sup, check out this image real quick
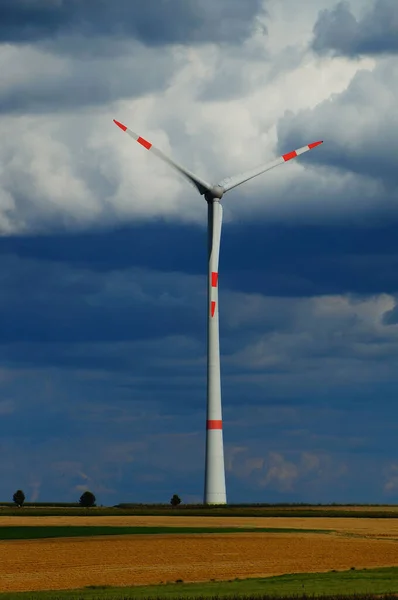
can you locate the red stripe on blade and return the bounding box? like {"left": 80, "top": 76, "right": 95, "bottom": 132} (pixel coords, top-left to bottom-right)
{"left": 137, "top": 136, "right": 152, "bottom": 150}
{"left": 282, "top": 150, "right": 298, "bottom": 162}
{"left": 113, "top": 120, "right": 127, "bottom": 132}
{"left": 211, "top": 272, "right": 218, "bottom": 287}
{"left": 211, "top": 301, "right": 216, "bottom": 317}
{"left": 308, "top": 141, "right": 323, "bottom": 149}
{"left": 207, "top": 420, "right": 222, "bottom": 430}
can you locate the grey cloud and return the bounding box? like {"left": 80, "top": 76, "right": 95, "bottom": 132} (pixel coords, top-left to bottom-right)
{"left": 4, "top": 249, "right": 398, "bottom": 405}
{"left": 312, "top": 0, "right": 398, "bottom": 56}
{"left": 0, "top": 0, "right": 265, "bottom": 47}
{"left": 382, "top": 302, "right": 398, "bottom": 325}
{"left": 196, "top": 45, "right": 305, "bottom": 103}
{"left": 221, "top": 290, "right": 398, "bottom": 400}
{"left": 229, "top": 448, "right": 345, "bottom": 495}
{"left": 0, "top": 46, "right": 174, "bottom": 113}
{"left": 277, "top": 59, "right": 398, "bottom": 187}
{"left": 2, "top": 254, "right": 398, "bottom": 502}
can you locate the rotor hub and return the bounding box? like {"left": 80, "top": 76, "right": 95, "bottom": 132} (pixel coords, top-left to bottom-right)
{"left": 211, "top": 185, "right": 224, "bottom": 199}
{"left": 205, "top": 185, "right": 224, "bottom": 202}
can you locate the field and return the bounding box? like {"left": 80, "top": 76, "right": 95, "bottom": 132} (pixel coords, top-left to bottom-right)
{"left": 3, "top": 569, "right": 398, "bottom": 600}
{"left": 1, "top": 513, "right": 398, "bottom": 594}
{"left": 2, "top": 504, "right": 398, "bottom": 518}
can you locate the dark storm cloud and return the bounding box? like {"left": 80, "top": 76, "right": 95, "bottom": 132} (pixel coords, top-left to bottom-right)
{"left": 0, "top": 51, "right": 174, "bottom": 114}
{"left": 0, "top": 0, "right": 266, "bottom": 113}
{"left": 0, "top": 253, "right": 205, "bottom": 345}
{"left": 0, "top": 0, "right": 264, "bottom": 47}
{"left": 312, "top": 0, "right": 398, "bottom": 56}
{"left": 2, "top": 219, "right": 398, "bottom": 377}
{"left": 2, "top": 225, "right": 398, "bottom": 503}
{"left": 3, "top": 221, "right": 398, "bottom": 297}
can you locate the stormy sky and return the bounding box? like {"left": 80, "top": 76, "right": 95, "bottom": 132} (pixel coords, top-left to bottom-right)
{"left": 1, "top": 0, "right": 398, "bottom": 504}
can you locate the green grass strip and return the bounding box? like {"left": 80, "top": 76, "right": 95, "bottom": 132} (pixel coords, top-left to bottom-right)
{"left": 1, "top": 567, "right": 398, "bottom": 599}
{"left": 0, "top": 525, "right": 330, "bottom": 540}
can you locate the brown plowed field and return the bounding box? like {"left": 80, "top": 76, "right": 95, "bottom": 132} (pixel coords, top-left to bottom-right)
{"left": 1, "top": 516, "right": 398, "bottom": 593}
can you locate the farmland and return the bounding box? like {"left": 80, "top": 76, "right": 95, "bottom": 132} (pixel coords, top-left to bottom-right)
{"left": 2, "top": 569, "right": 398, "bottom": 600}
{"left": 2, "top": 503, "right": 398, "bottom": 518}
{"left": 1, "top": 510, "right": 398, "bottom": 594}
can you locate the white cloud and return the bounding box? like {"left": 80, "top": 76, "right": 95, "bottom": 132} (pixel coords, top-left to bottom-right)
{"left": 277, "top": 57, "right": 398, "bottom": 197}
{"left": 0, "top": 0, "right": 383, "bottom": 234}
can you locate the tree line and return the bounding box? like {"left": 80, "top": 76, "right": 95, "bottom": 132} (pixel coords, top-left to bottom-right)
{"left": 11, "top": 490, "right": 182, "bottom": 508}
{"left": 12, "top": 489, "right": 97, "bottom": 507}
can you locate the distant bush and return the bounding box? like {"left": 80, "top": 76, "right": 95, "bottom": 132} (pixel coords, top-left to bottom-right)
{"left": 79, "top": 491, "right": 96, "bottom": 508}
{"left": 13, "top": 490, "right": 25, "bottom": 508}
{"left": 170, "top": 494, "right": 182, "bottom": 507}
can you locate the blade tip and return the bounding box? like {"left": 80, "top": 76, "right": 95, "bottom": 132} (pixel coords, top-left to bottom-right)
{"left": 308, "top": 140, "right": 323, "bottom": 149}
{"left": 113, "top": 119, "right": 127, "bottom": 132}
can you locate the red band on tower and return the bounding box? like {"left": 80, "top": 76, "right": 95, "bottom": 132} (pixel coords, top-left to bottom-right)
{"left": 137, "top": 136, "right": 152, "bottom": 150}
{"left": 211, "top": 301, "right": 216, "bottom": 317}
{"left": 282, "top": 150, "right": 298, "bottom": 162}
{"left": 211, "top": 272, "right": 218, "bottom": 287}
{"left": 207, "top": 420, "right": 222, "bottom": 430}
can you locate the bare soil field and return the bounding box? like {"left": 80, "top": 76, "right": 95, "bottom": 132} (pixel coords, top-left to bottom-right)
{"left": 1, "top": 516, "right": 398, "bottom": 593}
{"left": 1, "top": 531, "right": 398, "bottom": 593}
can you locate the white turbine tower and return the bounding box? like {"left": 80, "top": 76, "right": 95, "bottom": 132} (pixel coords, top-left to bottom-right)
{"left": 113, "top": 119, "right": 323, "bottom": 504}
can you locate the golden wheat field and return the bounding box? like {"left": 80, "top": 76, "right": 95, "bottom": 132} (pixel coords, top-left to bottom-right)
{"left": 1, "top": 516, "right": 398, "bottom": 593}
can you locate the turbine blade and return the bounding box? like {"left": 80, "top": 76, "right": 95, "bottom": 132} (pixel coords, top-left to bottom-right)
{"left": 218, "top": 140, "right": 323, "bottom": 193}
{"left": 209, "top": 201, "right": 223, "bottom": 290}
{"left": 113, "top": 119, "right": 213, "bottom": 196}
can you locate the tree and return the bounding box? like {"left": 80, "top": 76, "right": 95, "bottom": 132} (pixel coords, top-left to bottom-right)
{"left": 13, "top": 489, "right": 25, "bottom": 507}
{"left": 170, "top": 494, "right": 181, "bottom": 508}
{"left": 79, "top": 490, "right": 96, "bottom": 507}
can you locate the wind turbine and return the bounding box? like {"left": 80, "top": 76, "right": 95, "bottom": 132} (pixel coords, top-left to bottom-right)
{"left": 113, "top": 118, "right": 323, "bottom": 504}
